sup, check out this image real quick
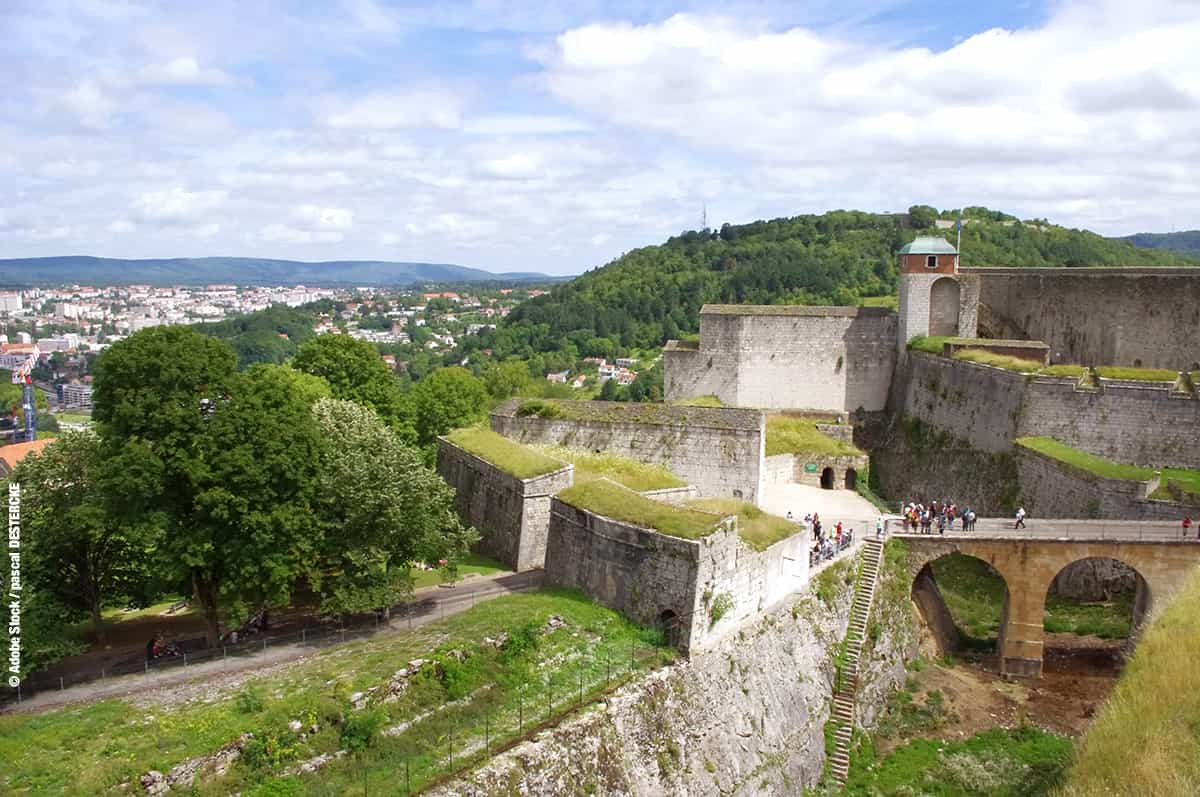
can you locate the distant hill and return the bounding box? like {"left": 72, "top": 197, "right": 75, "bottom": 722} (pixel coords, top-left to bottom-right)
{"left": 0, "top": 256, "right": 555, "bottom": 287}
{"left": 464, "top": 207, "right": 1196, "bottom": 365}
{"left": 1115, "top": 231, "right": 1200, "bottom": 258}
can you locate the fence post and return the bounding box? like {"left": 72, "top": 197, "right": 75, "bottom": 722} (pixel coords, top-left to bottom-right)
{"left": 449, "top": 724, "right": 454, "bottom": 771}
{"left": 60, "top": 676, "right": 65, "bottom": 690}
{"left": 183, "top": 652, "right": 187, "bottom": 667}
{"left": 223, "top": 645, "right": 227, "bottom": 660}
{"left": 519, "top": 690, "right": 523, "bottom": 734}
{"left": 406, "top": 760, "right": 410, "bottom": 795}
{"left": 302, "top": 628, "right": 306, "bottom": 645}
{"left": 16, "top": 683, "right": 20, "bottom": 704}
{"left": 578, "top": 665, "right": 584, "bottom": 705}
{"left": 606, "top": 656, "right": 611, "bottom": 684}
{"left": 630, "top": 638, "right": 635, "bottom": 670}
{"left": 485, "top": 709, "right": 490, "bottom": 755}
{"left": 263, "top": 637, "right": 268, "bottom": 652}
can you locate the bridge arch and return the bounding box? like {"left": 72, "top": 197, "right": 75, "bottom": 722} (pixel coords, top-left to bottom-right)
{"left": 910, "top": 551, "right": 1011, "bottom": 661}
{"left": 1044, "top": 556, "right": 1152, "bottom": 641}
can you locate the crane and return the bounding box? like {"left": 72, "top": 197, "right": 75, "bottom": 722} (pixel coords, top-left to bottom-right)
{"left": 11, "top": 354, "right": 38, "bottom": 442}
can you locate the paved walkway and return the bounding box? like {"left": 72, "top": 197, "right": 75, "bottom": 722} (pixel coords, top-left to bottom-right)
{"left": 4, "top": 570, "right": 543, "bottom": 714}
{"left": 897, "top": 518, "right": 1191, "bottom": 542}
{"left": 760, "top": 483, "right": 884, "bottom": 533}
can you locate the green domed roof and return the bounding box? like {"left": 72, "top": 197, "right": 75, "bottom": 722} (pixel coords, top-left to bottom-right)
{"left": 898, "top": 236, "right": 958, "bottom": 255}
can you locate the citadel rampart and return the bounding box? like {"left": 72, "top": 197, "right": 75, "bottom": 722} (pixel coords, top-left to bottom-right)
{"left": 544, "top": 495, "right": 808, "bottom": 652}
{"left": 966, "top": 267, "right": 1200, "bottom": 370}
{"left": 1014, "top": 444, "right": 1192, "bottom": 521}
{"left": 435, "top": 437, "right": 574, "bottom": 571}
{"left": 664, "top": 305, "right": 897, "bottom": 413}
{"left": 903, "top": 352, "right": 1200, "bottom": 468}
{"left": 490, "top": 399, "right": 766, "bottom": 504}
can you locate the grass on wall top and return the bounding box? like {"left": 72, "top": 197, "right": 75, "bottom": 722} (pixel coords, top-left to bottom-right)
{"left": 766, "top": 415, "right": 863, "bottom": 457}
{"left": 445, "top": 427, "right": 567, "bottom": 479}
{"left": 1016, "top": 436, "right": 1156, "bottom": 482}
{"left": 557, "top": 479, "right": 722, "bottom": 541}
{"left": 539, "top": 446, "right": 685, "bottom": 491}
{"left": 671, "top": 394, "right": 724, "bottom": 407}
{"left": 687, "top": 498, "right": 800, "bottom": 551}
{"left": 1095, "top": 366, "right": 1179, "bottom": 382}
{"left": 1057, "top": 567, "right": 1200, "bottom": 796}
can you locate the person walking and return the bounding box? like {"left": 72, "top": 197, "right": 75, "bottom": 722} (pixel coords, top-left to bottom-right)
{"left": 1014, "top": 506, "right": 1027, "bottom": 530}
{"left": 1182, "top": 515, "right": 1192, "bottom": 540}
{"left": 876, "top": 516, "right": 885, "bottom": 539}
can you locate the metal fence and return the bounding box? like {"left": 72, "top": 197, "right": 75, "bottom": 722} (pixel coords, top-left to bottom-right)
{"left": 895, "top": 519, "right": 1194, "bottom": 542}
{"left": 1, "top": 580, "right": 540, "bottom": 709}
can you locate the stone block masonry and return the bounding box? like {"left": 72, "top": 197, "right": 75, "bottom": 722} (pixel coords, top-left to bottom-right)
{"left": 544, "top": 496, "right": 808, "bottom": 653}
{"left": 903, "top": 352, "right": 1200, "bottom": 468}
{"left": 436, "top": 438, "right": 574, "bottom": 571}
{"left": 491, "top": 399, "right": 767, "bottom": 504}
{"left": 967, "top": 267, "right": 1200, "bottom": 370}
{"left": 664, "top": 305, "right": 898, "bottom": 413}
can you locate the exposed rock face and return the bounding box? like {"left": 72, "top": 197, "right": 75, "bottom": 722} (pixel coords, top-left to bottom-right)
{"left": 1050, "top": 558, "right": 1137, "bottom": 602}
{"left": 429, "top": 549, "right": 919, "bottom": 796}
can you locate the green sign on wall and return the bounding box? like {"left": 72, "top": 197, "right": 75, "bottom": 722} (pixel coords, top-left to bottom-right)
{"left": 804, "top": 463, "right": 818, "bottom": 473}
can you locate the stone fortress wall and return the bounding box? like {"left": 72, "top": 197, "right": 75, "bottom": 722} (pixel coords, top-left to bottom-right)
{"left": 544, "top": 493, "right": 809, "bottom": 653}
{"left": 435, "top": 437, "right": 574, "bottom": 571}
{"left": 966, "top": 267, "right": 1200, "bottom": 370}
{"left": 490, "top": 399, "right": 767, "bottom": 504}
{"left": 903, "top": 351, "right": 1200, "bottom": 469}
{"left": 663, "top": 305, "right": 898, "bottom": 414}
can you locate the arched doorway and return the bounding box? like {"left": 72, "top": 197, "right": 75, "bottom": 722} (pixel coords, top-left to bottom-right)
{"left": 929, "top": 277, "right": 961, "bottom": 336}
{"left": 820, "top": 467, "right": 835, "bottom": 489}
{"left": 912, "top": 552, "right": 1009, "bottom": 664}
{"left": 658, "top": 609, "right": 681, "bottom": 647}
{"left": 1043, "top": 557, "right": 1148, "bottom": 675}
{"left": 844, "top": 468, "right": 857, "bottom": 490}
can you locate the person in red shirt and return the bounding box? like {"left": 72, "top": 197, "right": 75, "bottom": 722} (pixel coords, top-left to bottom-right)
{"left": 1184, "top": 516, "right": 1194, "bottom": 540}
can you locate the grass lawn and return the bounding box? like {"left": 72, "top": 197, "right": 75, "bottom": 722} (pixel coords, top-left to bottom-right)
{"left": 55, "top": 412, "right": 93, "bottom": 424}
{"left": 1016, "top": 437, "right": 1155, "bottom": 482}
{"left": 1095, "top": 366, "right": 1179, "bottom": 382}
{"left": 0, "top": 589, "right": 672, "bottom": 797}
{"left": 556, "top": 479, "right": 720, "bottom": 541}
{"left": 859, "top": 295, "right": 898, "bottom": 309}
{"left": 445, "top": 428, "right": 566, "bottom": 479}
{"left": 906, "top": 335, "right": 958, "bottom": 355}
{"left": 765, "top": 415, "right": 863, "bottom": 457}
{"left": 540, "top": 446, "right": 685, "bottom": 491}
{"left": 409, "top": 553, "right": 509, "bottom": 590}
{"left": 1059, "top": 568, "right": 1200, "bottom": 796}
{"left": 671, "top": 394, "right": 723, "bottom": 407}
{"left": 687, "top": 498, "right": 799, "bottom": 551}
{"left": 842, "top": 726, "right": 1072, "bottom": 796}
{"left": 1043, "top": 590, "right": 1133, "bottom": 639}
{"left": 951, "top": 349, "right": 1045, "bottom": 372}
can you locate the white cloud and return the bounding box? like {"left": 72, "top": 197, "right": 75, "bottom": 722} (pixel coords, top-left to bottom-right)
{"left": 132, "top": 187, "right": 227, "bottom": 223}
{"left": 139, "top": 56, "right": 237, "bottom": 87}
{"left": 322, "top": 90, "right": 464, "bottom": 130}
{"left": 260, "top": 224, "right": 344, "bottom": 244}
{"left": 60, "top": 79, "right": 116, "bottom": 129}
{"left": 107, "top": 219, "right": 136, "bottom": 234}
{"left": 294, "top": 204, "right": 354, "bottom": 231}
{"left": 463, "top": 113, "right": 591, "bottom": 135}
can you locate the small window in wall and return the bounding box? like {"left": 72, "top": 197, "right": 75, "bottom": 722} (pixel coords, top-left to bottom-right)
{"left": 926, "top": 255, "right": 937, "bottom": 269}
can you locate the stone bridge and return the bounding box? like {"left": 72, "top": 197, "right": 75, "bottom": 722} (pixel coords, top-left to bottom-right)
{"left": 896, "top": 520, "right": 1200, "bottom": 678}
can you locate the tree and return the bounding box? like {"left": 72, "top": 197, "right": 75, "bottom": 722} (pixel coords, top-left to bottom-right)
{"left": 482, "top": 360, "right": 531, "bottom": 399}
{"left": 179, "top": 365, "right": 324, "bottom": 645}
{"left": 907, "top": 204, "right": 938, "bottom": 229}
{"left": 310, "top": 399, "right": 476, "bottom": 616}
{"left": 11, "top": 431, "right": 162, "bottom": 641}
{"left": 292, "top": 334, "right": 410, "bottom": 431}
{"left": 410, "top": 366, "right": 488, "bottom": 446}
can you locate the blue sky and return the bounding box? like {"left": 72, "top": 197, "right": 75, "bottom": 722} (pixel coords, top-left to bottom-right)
{"left": 2, "top": 0, "right": 1196, "bottom": 275}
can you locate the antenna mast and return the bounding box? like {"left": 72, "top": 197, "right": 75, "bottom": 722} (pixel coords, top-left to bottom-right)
{"left": 702, "top": 202, "right": 708, "bottom": 231}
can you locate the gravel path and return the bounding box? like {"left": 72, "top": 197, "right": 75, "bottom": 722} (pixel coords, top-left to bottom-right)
{"left": 4, "top": 570, "right": 543, "bottom": 715}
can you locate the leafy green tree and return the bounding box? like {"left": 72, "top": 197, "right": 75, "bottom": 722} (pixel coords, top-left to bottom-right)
{"left": 11, "top": 431, "right": 163, "bottom": 641}
{"left": 180, "top": 365, "right": 324, "bottom": 644}
{"left": 482, "top": 360, "right": 531, "bottom": 399}
{"left": 907, "top": 204, "right": 938, "bottom": 228}
{"left": 310, "top": 399, "right": 476, "bottom": 616}
{"left": 231, "top": 328, "right": 295, "bottom": 366}
{"left": 410, "top": 366, "right": 488, "bottom": 446}
{"left": 292, "top": 334, "right": 411, "bottom": 431}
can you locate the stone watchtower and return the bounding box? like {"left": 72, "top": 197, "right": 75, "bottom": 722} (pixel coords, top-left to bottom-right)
{"left": 897, "top": 236, "right": 978, "bottom": 352}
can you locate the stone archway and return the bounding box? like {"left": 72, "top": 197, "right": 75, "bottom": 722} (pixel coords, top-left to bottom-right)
{"left": 911, "top": 552, "right": 1010, "bottom": 662}
{"left": 929, "top": 277, "right": 961, "bottom": 336}
{"left": 658, "top": 609, "right": 681, "bottom": 648}
{"left": 820, "top": 467, "right": 835, "bottom": 489}
{"left": 1045, "top": 556, "right": 1151, "bottom": 641}
{"left": 844, "top": 468, "right": 858, "bottom": 490}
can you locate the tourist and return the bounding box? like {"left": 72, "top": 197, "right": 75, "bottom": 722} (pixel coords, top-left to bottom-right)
{"left": 1015, "top": 506, "right": 1027, "bottom": 529}
{"left": 1183, "top": 515, "right": 1192, "bottom": 540}
{"left": 967, "top": 508, "right": 977, "bottom": 531}
{"left": 876, "top": 516, "right": 884, "bottom": 539}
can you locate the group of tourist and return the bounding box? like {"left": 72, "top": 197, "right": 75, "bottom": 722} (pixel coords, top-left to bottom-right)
{"left": 787, "top": 511, "right": 857, "bottom": 567}
{"left": 901, "top": 500, "right": 978, "bottom": 534}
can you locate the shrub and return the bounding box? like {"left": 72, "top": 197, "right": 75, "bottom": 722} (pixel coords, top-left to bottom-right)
{"left": 516, "top": 399, "right": 561, "bottom": 418}
{"left": 709, "top": 592, "right": 734, "bottom": 627}
{"left": 340, "top": 709, "right": 387, "bottom": 754}
{"left": 236, "top": 683, "right": 266, "bottom": 715}
{"left": 499, "top": 620, "right": 541, "bottom": 661}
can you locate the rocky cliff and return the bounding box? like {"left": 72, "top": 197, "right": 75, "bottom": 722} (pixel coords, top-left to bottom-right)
{"left": 430, "top": 545, "right": 920, "bottom": 796}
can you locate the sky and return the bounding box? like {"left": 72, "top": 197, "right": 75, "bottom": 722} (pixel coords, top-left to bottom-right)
{"left": 1, "top": 0, "right": 1198, "bottom": 276}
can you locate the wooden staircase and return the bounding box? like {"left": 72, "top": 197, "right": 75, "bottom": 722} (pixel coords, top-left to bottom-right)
{"left": 829, "top": 537, "right": 885, "bottom": 785}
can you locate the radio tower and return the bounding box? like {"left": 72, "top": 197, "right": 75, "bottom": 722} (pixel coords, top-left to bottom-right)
{"left": 701, "top": 202, "right": 708, "bottom": 231}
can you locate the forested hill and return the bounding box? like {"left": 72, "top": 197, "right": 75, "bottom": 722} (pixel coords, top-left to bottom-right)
{"left": 1116, "top": 230, "right": 1200, "bottom": 257}
{"left": 473, "top": 207, "right": 1193, "bottom": 359}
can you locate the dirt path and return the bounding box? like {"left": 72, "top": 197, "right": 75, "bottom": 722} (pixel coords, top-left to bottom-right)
{"left": 4, "top": 570, "right": 543, "bottom": 715}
